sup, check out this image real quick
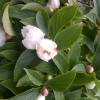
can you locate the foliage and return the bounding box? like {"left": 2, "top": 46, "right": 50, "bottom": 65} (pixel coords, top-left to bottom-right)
{"left": 0, "top": 0, "right": 100, "bottom": 100}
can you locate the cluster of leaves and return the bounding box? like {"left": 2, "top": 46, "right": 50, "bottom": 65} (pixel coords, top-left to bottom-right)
{"left": 0, "top": 0, "right": 100, "bottom": 100}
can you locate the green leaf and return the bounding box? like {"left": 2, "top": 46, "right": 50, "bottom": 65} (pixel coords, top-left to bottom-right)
{"left": 54, "top": 90, "right": 65, "bottom": 100}
{"left": 9, "top": 4, "right": 35, "bottom": 19}
{"left": 0, "top": 50, "right": 19, "bottom": 61}
{"left": 8, "top": 88, "right": 39, "bottom": 100}
{"left": 55, "top": 23, "right": 83, "bottom": 50}
{"left": 65, "top": 89, "right": 82, "bottom": 100}
{"left": 20, "top": 17, "right": 35, "bottom": 25}
{"left": 17, "top": 75, "right": 33, "bottom": 87}
{"left": 24, "top": 68, "right": 44, "bottom": 86}
{"left": 79, "top": 97, "right": 97, "bottom": 100}
{"left": 53, "top": 52, "right": 69, "bottom": 73}
{"left": 14, "top": 50, "right": 39, "bottom": 81}
{"left": 2, "top": 4, "right": 15, "bottom": 36}
{"left": 72, "top": 64, "right": 86, "bottom": 73}
{"left": 95, "top": 0, "right": 100, "bottom": 17}
{"left": 74, "top": 73, "right": 95, "bottom": 85}
{"left": 84, "top": 37, "right": 94, "bottom": 53}
{"left": 0, "top": 79, "right": 22, "bottom": 95}
{"left": 93, "top": 40, "right": 100, "bottom": 69}
{"left": 36, "top": 61, "right": 58, "bottom": 75}
{"left": 48, "top": 6, "right": 78, "bottom": 38}
{"left": 94, "top": 34, "right": 100, "bottom": 50}
{"left": 46, "top": 71, "right": 76, "bottom": 91}
{"left": 36, "top": 11, "right": 49, "bottom": 33}
{"left": 0, "top": 63, "right": 13, "bottom": 81}
{"left": 22, "top": 2, "right": 46, "bottom": 12}
{"left": 95, "top": 88, "right": 100, "bottom": 97}
{"left": 67, "top": 42, "right": 81, "bottom": 67}
{"left": 0, "top": 85, "right": 11, "bottom": 98}
{"left": 0, "top": 42, "right": 20, "bottom": 52}
{"left": 11, "top": 0, "right": 22, "bottom": 4}
{"left": 86, "top": 8, "right": 97, "bottom": 25}
{"left": 22, "top": 0, "right": 45, "bottom": 5}
{"left": 22, "top": 0, "right": 35, "bottom": 3}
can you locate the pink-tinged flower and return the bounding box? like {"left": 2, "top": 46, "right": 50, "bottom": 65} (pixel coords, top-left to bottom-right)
{"left": 37, "top": 94, "right": 45, "bottom": 100}
{"left": 36, "top": 39, "right": 58, "bottom": 62}
{"left": 21, "top": 25, "right": 45, "bottom": 49}
{"left": 47, "top": 0, "right": 60, "bottom": 12}
{"left": 0, "top": 25, "right": 6, "bottom": 47}
{"left": 85, "top": 81, "right": 96, "bottom": 89}
{"left": 37, "top": 87, "right": 49, "bottom": 100}
{"left": 41, "top": 87, "right": 49, "bottom": 96}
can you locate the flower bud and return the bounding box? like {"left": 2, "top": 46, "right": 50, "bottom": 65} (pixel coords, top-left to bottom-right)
{"left": 36, "top": 38, "right": 58, "bottom": 62}
{"left": 37, "top": 87, "right": 49, "bottom": 100}
{"left": 21, "top": 25, "right": 45, "bottom": 49}
{"left": 86, "top": 65, "right": 94, "bottom": 74}
{"left": 47, "top": 75, "right": 53, "bottom": 80}
{"left": 41, "top": 87, "right": 49, "bottom": 96}
{"left": 0, "top": 25, "right": 6, "bottom": 47}
{"left": 47, "top": 0, "right": 60, "bottom": 12}
{"left": 85, "top": 81, "right": 96, "bottom": 90}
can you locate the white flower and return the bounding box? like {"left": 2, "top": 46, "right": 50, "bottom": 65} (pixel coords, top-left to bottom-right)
{"left": 37, "top": 94, "right": 45, "bottom": 100}
{"left": 0, "top": 25, "right": 6, "bottom": 47}
{"left": 21, "top": 25, "right": 45, "bottom": 49}
{"left": 85, "top": 81, "right": 96, "bottom": 90}
{"left": 47, "top": 0, "right": 60, "bottom": 12}
{"left": 36, "top": 38, "right": 58, "bottom": 62}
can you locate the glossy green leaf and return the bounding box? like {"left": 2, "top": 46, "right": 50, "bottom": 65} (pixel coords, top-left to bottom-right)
{"left": 24, "top": 68, "right": 44, "bottom": 86}
{"left": 36, "top": 61, "right": 58, "bottom": 75}
{"left": 36, "top": 11, "right": 49, "bottom": 33}
{"left": 46, "top": 71, "right": 76, "bottom": 91}
{"left": 78, "top": 97, "right": 97, "bottom": 100}
{"left": 74, "top": 73, "right": 95, "bottom": 85}
{"left": 54, "top": 90, "right": 65, "bottom": 100}
{"left": 55, "top": 23, "right": 83, "bottom": 50}
{"left": 0, "top": 42, "right": 20, "bottom": 52}
{"left": 93, "top": 40, "right": 100, "bottom": 69}
{"left": 0, "top": 63, "right": 13, "bottom": 81}
{"left": 14, "top": 50, "right": 39, "bottom": 81}
{"left": 17, "top": 75, "right": 33, "bottom": 87}
{"left": 49, "top": 6, "right": 78, "bottom": 38}
{"left": 95, "top": 0, "right": 100, "bottom": 17}
{"left": 0, "top": 50, "right": 19, "bottom": 61}
{"left": 84, "top": 37, "right": 94, "bottom": 53}
{"left": 8, "top": 88, "right": 39, "bottom": 100}
{"left": 20, "top": 17, "right": 35, "bottom": 25}
{"left": 0, "top": 79, "right": 22, "bottom": 95}
{"left": 22, "top": 0, "right": 45, "bottom": 4}
{"left": 22, "top": 2, "right": 46, "bottom": 12}
{"left": 94, "top": 34, "right": 100, "bottom": 50}
{"left": 65, "top": 89, "right": 82, "bottom": 100}
{"left": 67, "top": 42, "right": 81, "bottom": 67}
{"left": 53, "top": 52, "right": 69, "bottom": 73}
{"left": 86, "top": 8, "right": 97, "bottom": 25}
{"left": 9, "top": 4, "right": 35, "bottom": 19}
{"left": 72, "top": 64, "right": 86, "bottom": 73}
